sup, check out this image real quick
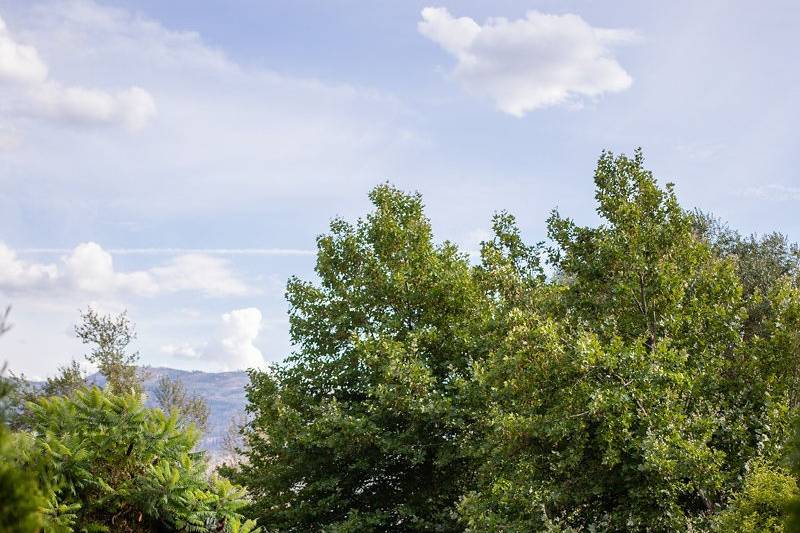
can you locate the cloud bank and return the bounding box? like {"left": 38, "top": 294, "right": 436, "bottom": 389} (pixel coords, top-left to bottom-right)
{"left": 418, "top": 7, "right": 636, "bottom": 116}
{"left": 0, "top": 242, "right": 249, "bottom": 297}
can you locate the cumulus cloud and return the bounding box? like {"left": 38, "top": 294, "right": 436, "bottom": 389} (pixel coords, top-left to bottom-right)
{"left": 0, "top": 244, "right": 59, "bottom": 289}
{"left": 214, "top": 308, "right": 266, "bottom": 370}
{"left": 0, "top": 13, "right": 155, "bottom": 130}
{"left": 163, "top": 308, "right": 266, "bottom": 370}
{"left": 0, "top": 242, "right": 249, "bottom": 297}
{"left": 418, "top": 7, "right": 636, "bottom": 116}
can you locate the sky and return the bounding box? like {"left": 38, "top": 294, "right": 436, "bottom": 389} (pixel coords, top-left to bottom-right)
{"left": 1, "top": 0, "right": 799, "bottom": 377}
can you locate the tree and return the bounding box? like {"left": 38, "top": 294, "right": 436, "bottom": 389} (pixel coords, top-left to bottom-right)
{"left": 22, "top": 386, "right": 259, "bottom": 532}
{"left": 694, "top": 212, "right": 800, "bottom": 340}
{"left": 41, "top": 359, "right": 86, "bottom": 398}
{"left": 460, "top": 150, "right": 794, "bottom": 530}
{"left": 233, "top": 184, "right": 493, "bottom": 532}
{"left": 75, "top": 307, "right": 143, "bottom": 394}
{"left": 0, "top": 308, "right": 45, "bottom": 532}
{"left": 154, "top": 374, "right": 210, "bottom": 433}
{"left": 0, "top": 374, "right": 45, "bottom": 532}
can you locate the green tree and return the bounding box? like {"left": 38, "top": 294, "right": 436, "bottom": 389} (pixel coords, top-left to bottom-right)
{"left": 695, "top": 213, "right": 800, "bottom": 340}
{"left": 75, "top": 308, "right": 143, "bottom": 394}
{"left": 23, "top": 386, "right": 258, "bottom": 532}
{"left": 233, "top": 184, "right": 492, "bottom": 532}
{"left": 0, "top": 367, "right": 45, "bottom": 533}
{"left": 154, "top": 374, "right": 210, "bottom": 433}
{"left": 460, "top": 150, "right": 793, "bottom": 530}
{"left": 41, "top": 360, "right": 86, "bottom": 398}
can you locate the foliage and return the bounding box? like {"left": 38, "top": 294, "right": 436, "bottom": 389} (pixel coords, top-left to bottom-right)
{"left": 232, "top": 151, "right": 800, "bottom": 532}
{"left": 21, "top": 386, "right": 258, "bottom": 532}
{"left": 0, "top": 365, "right": 45, "bottom": 533}
{"left": 0, "top": 309, "right": 45, "bottom": 533}
{"left": 41, "top": 360, "right": 87, "bottom": 398}
{"left": 154, "top": 374, "right": 210, "bottom": 433}
{"left": 231, "top": 184, "right": 495, "bottom": 532}
{"left": 75, "top": 308, "right": 143, "bottom": 394}
{"left": 460, "top": 150, "right": 798, "bottom": 531}
{"left": 714, "top": 462, "right": 797, "bottom": 532}
{"left": 695, "top": 212, "right": 800, "bottom": 340}
{"left": 7, "top": 149, "right": 800, "bottom": 532}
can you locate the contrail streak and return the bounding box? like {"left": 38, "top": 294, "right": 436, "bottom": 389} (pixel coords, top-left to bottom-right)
{"left": 17, "top": 248, "right": 315, "bottom": 256}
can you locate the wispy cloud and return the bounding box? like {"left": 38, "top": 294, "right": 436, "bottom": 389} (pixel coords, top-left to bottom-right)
{"left": 18, "top": 248, "right": 315, "bottom": 256}
{"left": 0, "top": 14, "right": 156, "bottom": 130}
{"left": 739, "top": 184, "right": 800, "bottom": 201}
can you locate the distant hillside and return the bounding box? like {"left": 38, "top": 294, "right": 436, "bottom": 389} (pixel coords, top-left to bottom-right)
{"left": 89, "top": 367, "right": 249, "bottom": 456}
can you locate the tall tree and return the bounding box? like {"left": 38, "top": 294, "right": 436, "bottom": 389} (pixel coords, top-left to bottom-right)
{"left": 460, "top": 150, "right": 794, "bottom": 531}
{"left": 75, "top": 308, "right": 143, "bottom": 394}
{"left": 234, "top": 184, "right": 493, "bottom": 532}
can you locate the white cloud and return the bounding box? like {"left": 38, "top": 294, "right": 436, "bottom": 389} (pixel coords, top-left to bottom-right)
{"left": 0, "top": 13, "right": 155, "bottom": 130}
{"left": 31, "top": 82, "right": 156, "bottom": 130}
{"left": 63, "top": 242, "right": 159, "bottom": 295}
{"left": 149, "top": 254, "right": 249, "bottom": 297}
{"left": 164, "top": 308, "right": 266, "bottom": 370}
{"left": 161, "top": 342, "right": 201, "bottom": 359}
{"left": 213, "top": 308, "right": 266, "bottom": 370}
{"left": 0, "top": 241, "right": 249, "bottom": 297}
{"left": 740, "top": 184, "right": 800, "bottom": 202}
{"left": 0, "top": 243, "right": 59, "bottom": 289}
{"left": 0, "top": 16, "right": 47, "bottom": 83}
{"left": 418, "top": 7, "right": 636, "bottom": 116}
{"left": 0, "top": 0, "right": 416, "bottom": 222}
{"left": 18, "top": 247, "right": 315, "bottom": 256}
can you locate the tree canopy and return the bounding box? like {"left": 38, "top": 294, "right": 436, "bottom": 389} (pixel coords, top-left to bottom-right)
{"left": 5, "top": 149, "right": 800, "bottom": 532}
{"left": 233, "top": 150, "right": 800, "bottom": 532}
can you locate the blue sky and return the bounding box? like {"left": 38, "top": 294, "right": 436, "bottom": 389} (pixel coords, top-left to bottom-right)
{"left": 1, "top": 0, "right": 798, "bottom": 377}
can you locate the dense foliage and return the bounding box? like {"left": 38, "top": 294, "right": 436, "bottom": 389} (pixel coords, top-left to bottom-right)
{"left": 20, "top": 386, "right": 260, "bottom": 532}
{"left": 230, "top": 185, "right": 493, "bottom": 531}
{"left": 6, "top": 149, "right": 800, "bottom": 532}
{"left": 233, "top": 150, "right": 800, "bottom": 532}
{"left": 1, "top": 307, "right": 253, "bottom": 532}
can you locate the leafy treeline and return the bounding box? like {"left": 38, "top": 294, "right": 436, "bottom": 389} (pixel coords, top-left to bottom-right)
{"left": 0, "top": 310, "right": 259, "bottom": 532}
{"left": 4, "top": 149, "right": 800, "bottom": 532}
{"left": 228, "top": 150, "right": 800, "bottom": 531}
